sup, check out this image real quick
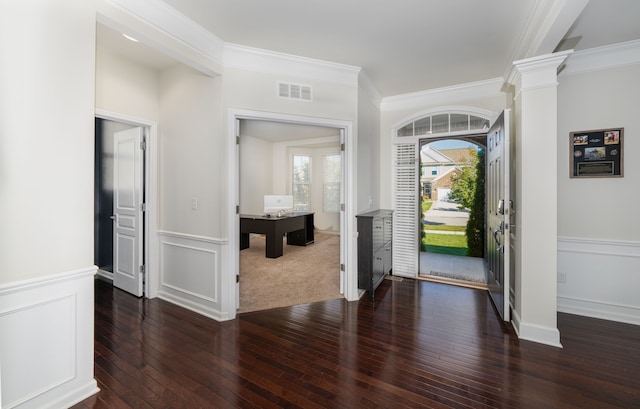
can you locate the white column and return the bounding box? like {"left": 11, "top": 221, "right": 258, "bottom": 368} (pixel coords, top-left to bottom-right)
{"left": 511, "top": 51, "right": 571, "bottom": 347}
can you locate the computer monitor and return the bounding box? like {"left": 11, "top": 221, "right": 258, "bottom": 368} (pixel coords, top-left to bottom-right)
{"left": 263, "top": 195, "right": 293, "bottom": 215}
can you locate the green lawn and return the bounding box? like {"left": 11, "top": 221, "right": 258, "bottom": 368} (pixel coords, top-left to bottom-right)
{"left": 423, "top": 224, "right": 466, "bottom": 232}
{"left": 422, "top": 232, "right": 468, "bottom": 256}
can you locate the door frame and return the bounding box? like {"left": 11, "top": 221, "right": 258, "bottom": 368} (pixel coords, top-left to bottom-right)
{"left": 226, "top": 109, "right": 356, "bottom": 317}
{"left": 95, "top": 108, "right": 159, "bottom": 298}
{"left": 391, "top": 106, "right": 497, "bottom": 281}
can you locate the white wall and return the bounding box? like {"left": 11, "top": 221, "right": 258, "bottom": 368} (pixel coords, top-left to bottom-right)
{"left": 0, "top": 0, "right": 96, "bottom": 284}
{"left": 159, "top": 65, "right": 223, "bottom": 237}
{"left": 357, "top": 82, "right": 381, "bottom": 213}
{"left": 557, "top": 61, "right": 640, "bottom": 324}
{"left": 156, "top": 65, "right": 227, "bottom": 319}
{"left": 95, "top": 46, "right": 161, "bottom": 121}
{"left": 0, "top": 1, "right": 98, "bottom": 407}
{"left": 239, "top": 135, "right": 273, "bottom": 215}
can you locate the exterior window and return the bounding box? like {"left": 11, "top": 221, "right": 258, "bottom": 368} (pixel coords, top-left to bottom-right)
{"left": 397, "top": 113, "right": 489, "bottom": 137}
{"left": 323, "top": 154, "right": 341, "bottom": 213}
{"left": 431, "top": 170, "right": 437, "bottom": 175}
{"left": 292, "top": 155, "right": 311, "bottom": 210}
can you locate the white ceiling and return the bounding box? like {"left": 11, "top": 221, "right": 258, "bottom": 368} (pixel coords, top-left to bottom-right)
{"left": 96, "top": 0, "right": 640, "bottom": 140}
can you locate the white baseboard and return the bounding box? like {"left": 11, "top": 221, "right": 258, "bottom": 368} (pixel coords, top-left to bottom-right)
{"left": 0, "top": 267, "right": 98, "bottom": 409}
{"left": 96, "top": 268, "right": 113, "bottom": 282}
{"left": 558, "top": 295, "right": 640, "bottom": 325}
{"left": 157, "top": 291, "right": 230, "bottom": 321}
{"left": 518, "top": 322, "right": 562, "bottom": 348}
{"left": 510, "top": 309, "right": 562, "bottom": 348}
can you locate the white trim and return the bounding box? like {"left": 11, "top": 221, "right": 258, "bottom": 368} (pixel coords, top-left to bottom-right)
{"left": 0, "top": 267, "right": 96, "bottom": 295}
{"left": 517, "top": 322, "right": 562, "bottom": 348}
{"left": 157, "top": 230, "right": 228, "bottom": 245}
{"left": 224, "top": 43, "right": 361, "bottom": 87}
{"left": 358, "top": 70, "right": 382, "bottom": 107}
{"left": 227, "top": 109, "right": 357, "bottom": 321}
{"left": 558, "top": 236, "right": 640, "bottom": 258}
{"left": 96, "top": 269, "right": 113, "bottom": 282}
{"left": 95, "top": 108, "right": 160, "bottom": 299}
{"left": 512, "top": 50, "right": 572, "bottom": 92}
{"left": 561, "top": 39, "right": 640, "bottom": 77}
{"left": 380, "top": 78, "right": 504, "bottom": 112}
{"left": 391, "top": 106, "right": 496, "bottom": 144}
{"left": 557, "top": 295, "right": 640, "bottom": 326}
{"left": 99, "top": 0, "right": 224, "bottom": 75}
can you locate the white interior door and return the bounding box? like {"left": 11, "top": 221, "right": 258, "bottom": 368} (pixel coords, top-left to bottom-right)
{"left": 113, "top": 127, "right": 144, "bottom": 297}
{"left": 339, "top": 129, "right": 345, "bottom": 293}
{"left": 486, "top": 110, "right": 511, "bottom": 321}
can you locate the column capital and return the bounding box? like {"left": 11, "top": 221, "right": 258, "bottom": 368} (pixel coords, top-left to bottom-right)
{"left": 508, "top": 50, "right": 573, "bottom": 92}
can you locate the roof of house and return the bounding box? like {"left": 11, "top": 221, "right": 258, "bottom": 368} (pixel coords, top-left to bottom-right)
{"left": 421, "top": 147, "right": 476, "bottom": 166}
{"left": 439, "top": 148, "right": 477, "bottom": 164}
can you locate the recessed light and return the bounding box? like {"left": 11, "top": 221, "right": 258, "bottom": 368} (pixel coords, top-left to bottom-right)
{"left": 122, "top": 33, "right": 139, "bottom": 42}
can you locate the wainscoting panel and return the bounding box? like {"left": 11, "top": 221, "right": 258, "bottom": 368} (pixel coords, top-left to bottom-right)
{"left": 0, "top": 267, "right": 98, "bottom": 409}
{"left": 158, "top": 231, "right": 226, "bottom": 320}
{"left": 557, "top": 237, "right": 640, "bottom": 325}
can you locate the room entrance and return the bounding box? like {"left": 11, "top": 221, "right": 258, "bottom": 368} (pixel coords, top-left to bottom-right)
{"left": 94, "top": 117, "right": 149, "bottom": 297}
{"left": 392, "top": 108, "right": 514, "bottom": 322}
{"left": 418, "top": 135, "right": 487, "bottom": 289}
{"left": 230, "top": 111, "right": 355, "bottom": 314}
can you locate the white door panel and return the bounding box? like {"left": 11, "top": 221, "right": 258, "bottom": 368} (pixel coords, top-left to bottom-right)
{"left": 486, "top": 110, "right": 511, "bottom": 321}
{"left": 113, "top": 127, "right": 144, "bottom": 297}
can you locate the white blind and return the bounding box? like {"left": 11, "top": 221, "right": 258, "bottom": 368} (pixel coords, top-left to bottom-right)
{"left": 392, "top": 143, "right": 419, "bottom": 277}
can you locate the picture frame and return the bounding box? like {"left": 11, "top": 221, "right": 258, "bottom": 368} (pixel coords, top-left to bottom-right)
{"left": 570, "top": 128, "right": 623, "bottom": 178}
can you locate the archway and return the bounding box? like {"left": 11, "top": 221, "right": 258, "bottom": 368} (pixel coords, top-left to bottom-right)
{"left": 391, "top": 107, "right": 495, "bottom": 281}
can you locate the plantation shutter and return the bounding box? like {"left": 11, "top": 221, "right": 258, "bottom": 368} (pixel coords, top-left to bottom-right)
{"left": 392, "top": 143, "right": 419, "bottom": 277}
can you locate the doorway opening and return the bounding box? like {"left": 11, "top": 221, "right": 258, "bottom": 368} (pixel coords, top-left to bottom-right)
{"left": 94, "top": 117, "right": 149, "bottom": 297}
{"left": 236, "top": 119, "right": 344, "bottom": 313}
{"left": 418, "top": 135, "right": 487, "bottom": 289}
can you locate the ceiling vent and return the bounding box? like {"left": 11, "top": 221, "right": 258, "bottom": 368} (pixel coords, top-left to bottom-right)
{"left": 278, "top": 82, "right": 312, "bottom": 102}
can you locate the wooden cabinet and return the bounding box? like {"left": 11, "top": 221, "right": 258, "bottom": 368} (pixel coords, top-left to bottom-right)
{"left": 357, "top": 210, "right": 393, "bottom": 300}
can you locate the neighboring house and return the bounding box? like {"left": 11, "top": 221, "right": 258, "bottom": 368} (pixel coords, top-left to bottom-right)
{"left": 420, "top": 147, "right": 476, "bottom": 201}
{"left": 2, "top": 2, "right": 639, "bottom": 408}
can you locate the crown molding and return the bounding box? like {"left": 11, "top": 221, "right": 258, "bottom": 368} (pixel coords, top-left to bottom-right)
{"left": 380, "top": 77, "right": 504, "bottom": 112}
{"left": 224, "top": 43, "right": 360, "bottom": 87}
{"left": 502, "top": 0, "right": 588, "bottom": 86}
{"left": 100, "top": 0, "right": 224, "bottom": 74}
{"left": 358, "top": 71, "right": 382, "bottom": 108}
{"left": 560, "top": 39, "right": 640, "bottom": 77}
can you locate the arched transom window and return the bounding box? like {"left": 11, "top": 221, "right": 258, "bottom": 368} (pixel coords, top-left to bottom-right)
{"left": 397, "top": 113, "right": 490, "bottom": 137}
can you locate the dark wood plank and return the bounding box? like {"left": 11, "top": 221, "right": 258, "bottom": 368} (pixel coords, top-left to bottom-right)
{"left": 73, "top": 278, "right": 640, "bottom": 409}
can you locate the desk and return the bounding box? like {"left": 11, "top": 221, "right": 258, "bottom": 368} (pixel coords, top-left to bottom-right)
{"left": 240, "top": 212, "right": 314, "bottom": 258}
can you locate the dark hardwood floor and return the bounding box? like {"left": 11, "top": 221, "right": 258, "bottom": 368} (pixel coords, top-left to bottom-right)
{"left": 73, "top": 278, "right": 640, "bottom": 408}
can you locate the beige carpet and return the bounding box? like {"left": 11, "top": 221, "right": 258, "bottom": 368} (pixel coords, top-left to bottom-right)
{"left": 238, "top": 232, "right": 342, "bottom": 313}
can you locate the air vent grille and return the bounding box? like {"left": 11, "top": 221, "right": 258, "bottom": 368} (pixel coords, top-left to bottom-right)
{"left": 278, "top": 82, "right": 312, "bottom": 101}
